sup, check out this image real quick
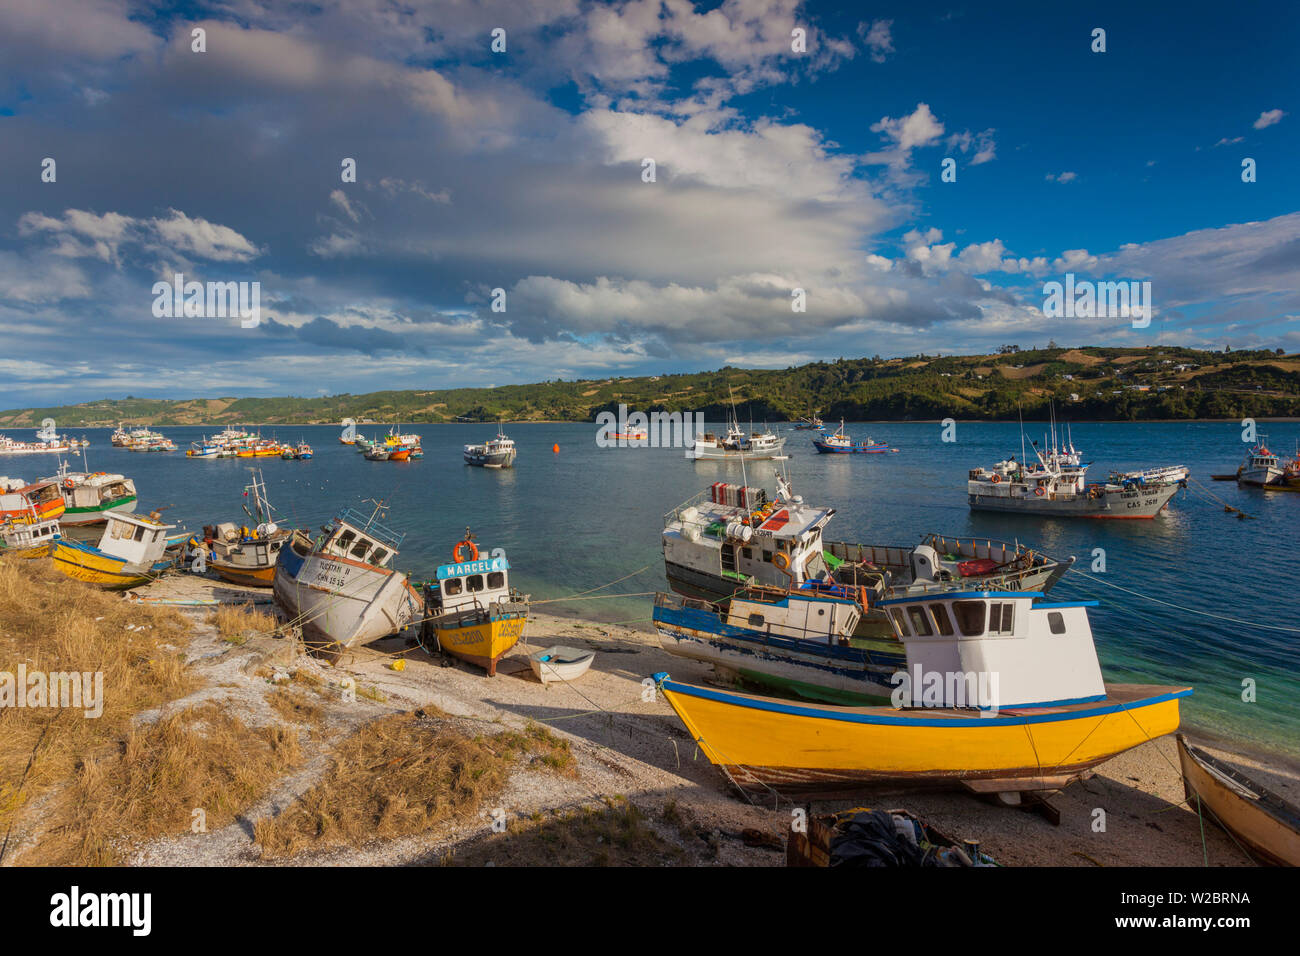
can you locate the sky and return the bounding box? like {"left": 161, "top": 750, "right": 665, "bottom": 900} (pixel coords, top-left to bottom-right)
{"left": 0, "top": 0, "right": 1296, "bottom": 404}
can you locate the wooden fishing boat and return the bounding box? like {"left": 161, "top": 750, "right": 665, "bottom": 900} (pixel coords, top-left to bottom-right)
{"left": 203, "top": 470, "right": 292, "bottom": 588}
{"left": 0, "top": 513, "right": 61, "bottom": 558}
{"left": 50, "top": 510, "right": 176, "bottom": 589}
{"left": 421, "top": 533, "right": 528, "bottom": 675}
{"left": 662, "top": 476, "right": 1073, "bottom": 642}
{"left": 1177, "top": 735, "right": 1300, "bottom": 866}
{"left": 652, "top": 586, "right": 1190, "bottom": 796}
{"left": 0, "top": 480, "right": 66, "bottom": 524}
{"left": 43, "top": 460, "right": 137, "bottom": 525}
{"left": 528, "top": 645, "right": 595, "bottom": 684}
{"left": 272, "top": 504, "right": 421, "bottom": 656}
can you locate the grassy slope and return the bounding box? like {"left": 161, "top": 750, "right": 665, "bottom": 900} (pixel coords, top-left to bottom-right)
{"left": 3, "top": 346, "right": 1296, "bottom": 426}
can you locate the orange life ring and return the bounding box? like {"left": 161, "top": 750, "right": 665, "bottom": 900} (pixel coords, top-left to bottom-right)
{"left": 990, "top": 473, "right": 1001, "bottom": 484}
{"left": 772, "top": 552, "right": 791, "bottom": 572}
{"left": 858, "top": 586, "right": 870, "bottom": 608}
{"left": 453, "top": 540, "right": 479, "bottom": 563}
{"left": 1034, "top": 486, "right": 1045, "bottom": 497}
{"left": 63, "top": 478, "right": 75, "bottom": 490}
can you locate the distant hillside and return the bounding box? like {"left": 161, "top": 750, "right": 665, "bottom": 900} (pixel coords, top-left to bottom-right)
{"left": 3, "top": 346, "right": 1297, "bottom": 427}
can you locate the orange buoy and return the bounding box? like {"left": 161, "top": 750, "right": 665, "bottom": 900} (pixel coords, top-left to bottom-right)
{"left": 552, "top": 443, "right": 559, "bottom": 453}
{"left": 453, "top": 539, "right": 480, "bottom": 563}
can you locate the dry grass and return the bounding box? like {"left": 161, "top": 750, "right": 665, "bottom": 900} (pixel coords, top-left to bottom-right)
{"left": 23, "top": 703, "right": 302, "bottom": 865}
{"left": 208, "top": 603, "right": 278, "bottom": 645}
{"left": 0, "top": 560, "right": 195, "bottom": 854}
{"left": 443, "top": 797, "right": 687, "bottom": 867}
{"left": 267, "top": 687, "right": 324, "bottom": 725}
{"left": 254, "top": 713, "right": 574, "bottom": 858}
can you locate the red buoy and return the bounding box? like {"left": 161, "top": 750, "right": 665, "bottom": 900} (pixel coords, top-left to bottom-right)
{"left": 552, "top": 443, "right": 559, "bottom": 453}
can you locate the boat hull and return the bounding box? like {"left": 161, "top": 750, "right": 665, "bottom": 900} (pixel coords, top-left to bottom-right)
{"left": 464, "top": 449, "right": 516, "bottom": 468}
{"left": 969, "top": 482, "right": 1178, "bottom": 518}
{"left": 273, "top": 536, "right": 419, "bottom": 652}
{"left": 528, "top": 646, "right": 595, "bottom": 684}
{"left": 1177, "top": 735, "right": 1300, "bottom": 866}
{"left": 60, "top": 496, "right": 138, "bottom": 526}
{"left": 654, "top": 675, "right": 1189, "bottom": 793}
{"left": 211, "top": 561, "right": 277, "bottom": 588}
{"left": 50, "top": 539, "right": 172, "bottom": 589}
{"left": 429, "top": 605, "right": 527, "bottom": 676}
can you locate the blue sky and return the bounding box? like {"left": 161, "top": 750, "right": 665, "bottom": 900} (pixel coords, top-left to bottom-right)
{"left": 0, "top": 0, "right": 1296, "bottom": 404}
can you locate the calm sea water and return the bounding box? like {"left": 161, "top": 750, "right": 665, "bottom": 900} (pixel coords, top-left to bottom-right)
{"left": 9, "top": 420, "right": 1299, "bottom": 759}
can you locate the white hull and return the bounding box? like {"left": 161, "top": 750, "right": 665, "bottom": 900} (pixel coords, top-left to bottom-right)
{"left": 274, "top": 550, "right": 418, "bottom": 650}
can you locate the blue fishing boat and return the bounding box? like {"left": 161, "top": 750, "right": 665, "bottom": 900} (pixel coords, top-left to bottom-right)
{"left": 812, "top": 420, "right": 895, "bottom": 454}
{"left": 653, "top": 587, "right": 903, "bottom": 706}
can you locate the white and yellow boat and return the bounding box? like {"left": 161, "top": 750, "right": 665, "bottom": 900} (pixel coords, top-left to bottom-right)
{"left": 0, "top": 513, "right": 61, "bottom": 558}
{"left": 653, "top": 588, "right": 1191, "bottom": 795}
{"left": 421, "top": 534, "right": 528, "bottom": 676}
{"left": 50, "top": 510, "right": 177, "bottom": 589}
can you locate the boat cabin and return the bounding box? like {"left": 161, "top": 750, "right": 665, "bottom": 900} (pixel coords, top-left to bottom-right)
{"left": 319, "top": 509, "right": 403, "bottom": 568}
{"left": 1, "top": 515, "right": 60, "bottom": 549}
{"left": 427, "top": 553, "right": 512, "bottom": 615}
{"left": 664, "top": 484, "right": 835, "bottom": 587}
{"left": 878, "top": 590, "right": 1105, "bottom": 710}
{"left": 722, "top": 588, "right": 862, "bottom": 643}
{"left": 95, "top": 511, "right": 176, "bottom": 566}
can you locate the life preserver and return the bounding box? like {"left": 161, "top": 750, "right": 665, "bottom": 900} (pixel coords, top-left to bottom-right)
{"left": 63, "top": 478, "right": 75, "bottom": 490}
{"left": 453, "top": 539, "right": 479, "bottom": 563}
{"left": 1034, "top": 486, "right": 1045, "bottom": 497}
{"left": 772, "top": 552, "right": 791, "bottom": 572}
{"left": 990, "top": 473, "right": 1001, "bottom": 484}
{"left": 858, "top": 585, "right": 870, "bottom": 609}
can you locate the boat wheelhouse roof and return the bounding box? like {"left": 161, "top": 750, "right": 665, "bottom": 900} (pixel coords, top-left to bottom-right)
{"left": 105, "top": 510, "right": 175, "bottom": 531}
{"left": 332, "top": 507, "right": 405, "bottom": 550}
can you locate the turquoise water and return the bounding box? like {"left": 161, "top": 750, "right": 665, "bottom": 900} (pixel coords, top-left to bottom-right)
{"left": 12, "top": 420, "right": 1299, "bottom": 759}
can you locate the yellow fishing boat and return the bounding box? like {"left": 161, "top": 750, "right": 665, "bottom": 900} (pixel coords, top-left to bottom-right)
{"left": 421, "top": 533, "right": 529, "bottom": 676}
{"left": 50, "top": 510, "right": 177, "bottom": 589}
{"left": 652, "top": 588, "right": 1191, "bottom": 795}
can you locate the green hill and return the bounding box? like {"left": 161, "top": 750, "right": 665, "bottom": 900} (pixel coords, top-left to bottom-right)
{"left": 3, "top": 345, "right": 1296, "bottom": 426}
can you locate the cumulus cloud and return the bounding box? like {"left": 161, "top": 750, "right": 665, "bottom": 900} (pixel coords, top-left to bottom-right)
{"left": 1045, "top": 171, "right": 1078, "bottom": 183}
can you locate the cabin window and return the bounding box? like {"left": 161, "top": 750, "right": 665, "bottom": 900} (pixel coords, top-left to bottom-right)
{"left": 989, "top": 602, "right": 1014, "bottom": 635}
{"left": 748, "top": 613, "right": 765, "bottom": 627}
{"left": 953, "top": 601, "right": 986, "bottom": 636}
{"left": 1048, "top": 611, "right": 1066, "bottom": 635}
{"left": 335, "top": 530, "right": 356, "bottom": 552}
{"left": 762, "top": 550, "right": 773, "bottom": 562}
{"left": 930, "top": 604, "right": 955, "bottom": 636}
{"left": 271, "top": 541, "right": 281, "bottom": 553}
{"left": 742, "top": 548, "right": 753, "bottom": 560}
{"left": 466, "top": 574, "right": 485, "bottom": 592}
{"left": 350, "top": 538, "right": 371, "bottom": 560}
{"left": 487, "top": 571, "right": 505, "bottom": 589}
{"left": 134, "top": 526, "right": 146, "bottom": 542}
{"left": 370, "top": 548, "right": 388, "bottom": 566}
{"left": 890, "top": 608, "right": 909, "bottom": 636}
{"left": 906, "top": 606, "right": 933, "bottom": 637}
{"left": 444, "top": 578, "right": 463, "bottom": 596}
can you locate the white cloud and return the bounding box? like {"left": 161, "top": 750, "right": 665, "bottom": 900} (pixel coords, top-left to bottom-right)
{"left": 857, "top": 19, "right": 894, "bottom": 63}
{"left": 1045, "top": 171, "right": 1078, "bottom": 183}
{"left": 1253, "top": 108, "right": 1286, "bottom": 129}
{"left": 868, "top": 103, "right": 944, "bottom": 167}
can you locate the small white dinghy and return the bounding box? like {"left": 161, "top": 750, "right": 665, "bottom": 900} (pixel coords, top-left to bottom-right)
{"left": 528, "top": 646, "right": 595, "bottom": 685}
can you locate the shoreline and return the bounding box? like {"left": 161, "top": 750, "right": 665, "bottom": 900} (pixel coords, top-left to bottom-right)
{"left": 9, "top": 572, "right": 1284, "bottom": 867}
{"left": 4, "top": 417, "right": 1300, "bottom": 429}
